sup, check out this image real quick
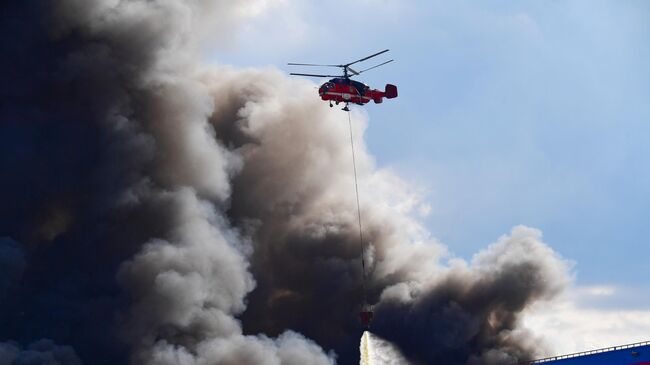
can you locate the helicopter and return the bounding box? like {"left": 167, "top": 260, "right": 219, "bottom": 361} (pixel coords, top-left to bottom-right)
{"left": 288, "top": 49, "right": 398, "bottom": 111}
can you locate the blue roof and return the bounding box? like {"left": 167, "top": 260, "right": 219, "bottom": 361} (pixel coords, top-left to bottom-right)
{"left": 520, "top": 341, "right": 650, "bottom": 365}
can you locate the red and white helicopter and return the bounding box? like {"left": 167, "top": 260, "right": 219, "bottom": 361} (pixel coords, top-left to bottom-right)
{"left": 288, "top": 49, "right": 398, "bottom": 111}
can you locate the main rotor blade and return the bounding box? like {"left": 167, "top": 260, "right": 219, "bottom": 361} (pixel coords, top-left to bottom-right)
{"left": 356, "top": 59, "right": 394, "bottom": 74}
{"left": 344, "top": 49, "right": 390, "bottom": 67}
{"left": 287, "top": 63, "right": 341, "bottom": 67}
{"left": 289, "top": 72, "right": 338, "bottom": 78}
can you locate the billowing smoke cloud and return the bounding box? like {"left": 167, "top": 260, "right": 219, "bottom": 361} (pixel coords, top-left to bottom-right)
{"left": 371, "top": 227, "right": 569, "bottom": 364}
{"left": 0, "top": 0, "right": 571, "bottom": 364}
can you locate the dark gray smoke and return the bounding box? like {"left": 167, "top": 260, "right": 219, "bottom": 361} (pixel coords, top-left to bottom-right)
{"left": 0, "top": 339, "right": 81, "bottom": 365}
{"left": 371, "top": 227, "right": 568, "bottom": 365}
{"left": 0, "top": 1, "right": 571, "bottom": 364}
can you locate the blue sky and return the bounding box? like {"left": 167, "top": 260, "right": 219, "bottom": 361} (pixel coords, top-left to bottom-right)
{"left": 211, "top": 0, "right": 650, "bottom": 311}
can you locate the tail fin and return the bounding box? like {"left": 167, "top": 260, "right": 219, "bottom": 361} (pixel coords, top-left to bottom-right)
{"left": 384, "top": 84, "right": 398, "bottom": 99}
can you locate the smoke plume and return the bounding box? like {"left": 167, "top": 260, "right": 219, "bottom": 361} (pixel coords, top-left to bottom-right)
{"left": 0, "top": 1, "right": 571, "bottom": 364}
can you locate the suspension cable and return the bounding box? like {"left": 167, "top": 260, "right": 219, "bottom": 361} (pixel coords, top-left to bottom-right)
{"left": 347, "top": 108, "right": 367, "bottom": 304}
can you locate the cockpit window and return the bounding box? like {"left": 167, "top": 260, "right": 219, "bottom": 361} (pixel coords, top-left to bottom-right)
{"left": 320, "top": 82, "right": 334, "bottom": 94}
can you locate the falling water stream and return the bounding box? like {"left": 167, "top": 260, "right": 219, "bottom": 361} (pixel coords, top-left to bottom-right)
{"left": 360, "top": 331, "right": 410, "bottom": 365}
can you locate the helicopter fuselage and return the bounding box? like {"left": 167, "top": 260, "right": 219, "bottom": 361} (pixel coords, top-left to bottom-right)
{"left": 318, "top": 78, "right": 397, "bottom": 106}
